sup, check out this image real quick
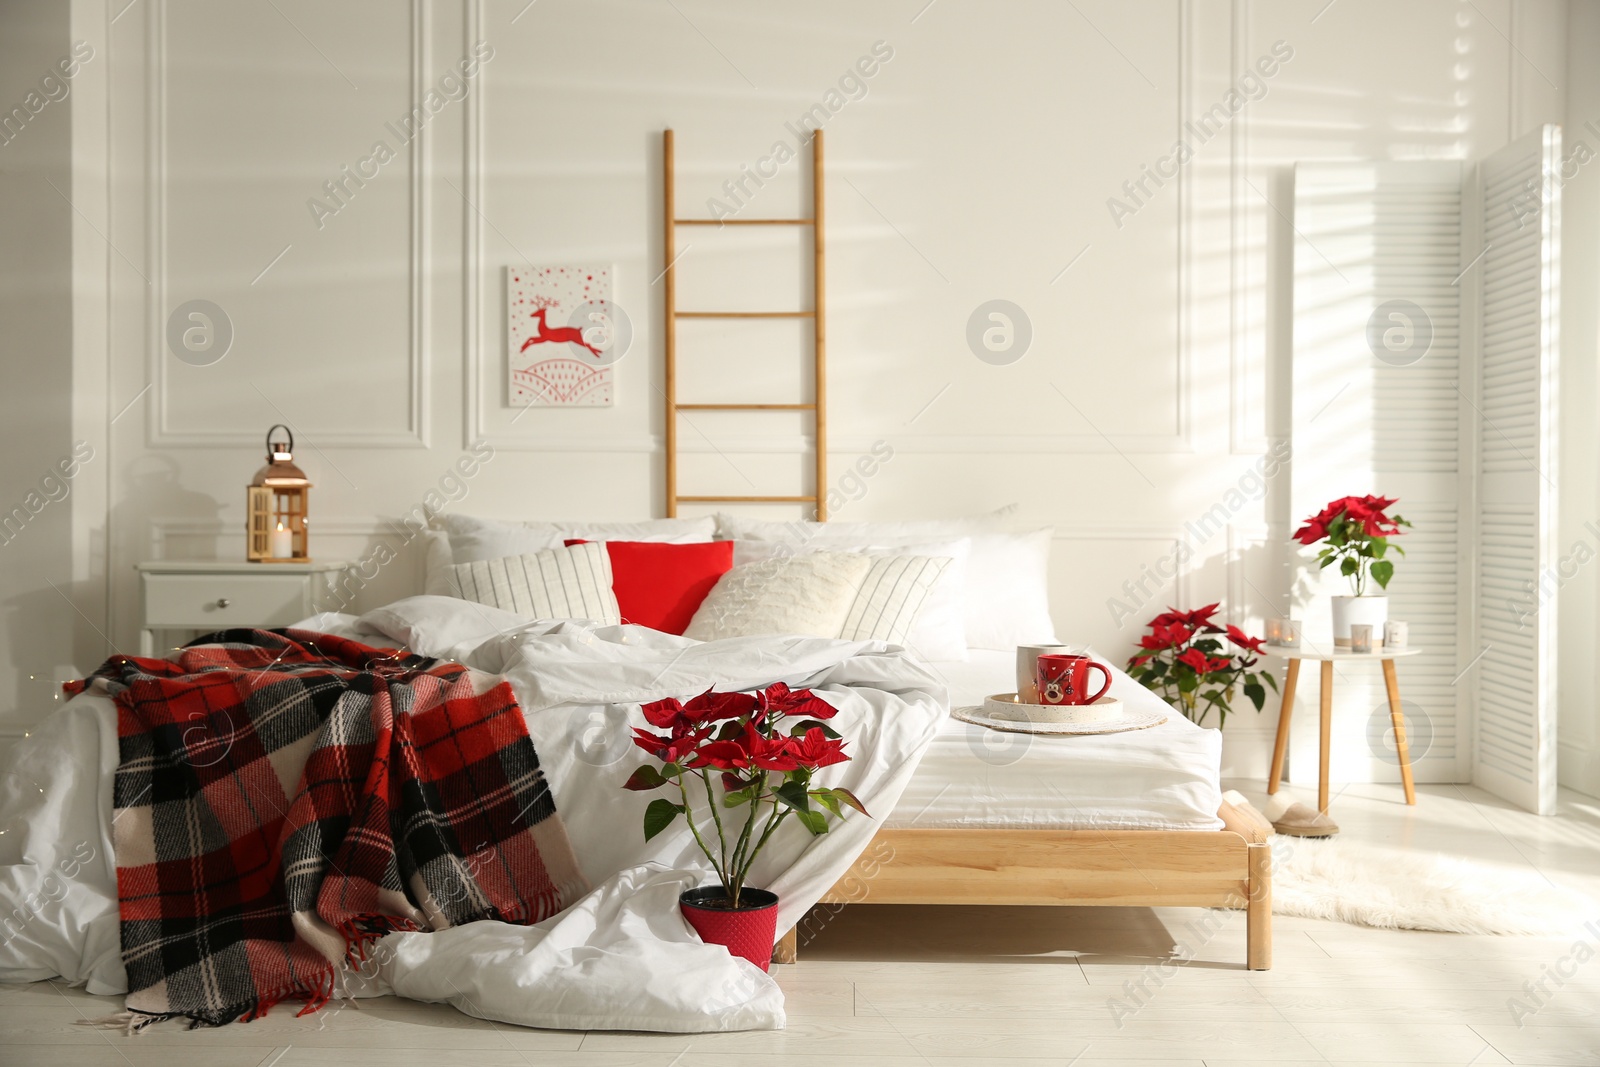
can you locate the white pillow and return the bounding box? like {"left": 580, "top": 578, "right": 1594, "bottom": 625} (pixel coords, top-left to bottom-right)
{"left": 444, "top": 543, "right": 622, "bottom": 624}
{"left": 714, "top": 505, "right": 1018, "bottom": 549}
{"left": 962, "top": 528, "right": 1058, "bottom": 650}
{"left": 731, "top": 538, "right": 970, "bottom": 661}
{"left": 684, "top": 553, "right": 872, "bottom": 642}
{"left": 441, "top": 513, "right": 716, "bottom": 565}
{"left": 838, "top": 554, "right": 952, "bottom": 647}
{"left": 422, "top": 528, "right": 456, "bottom": 596}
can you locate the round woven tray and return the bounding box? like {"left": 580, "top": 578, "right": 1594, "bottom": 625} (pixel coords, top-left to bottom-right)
{"left": 953, "top": 693, "right": 1168, "bottom": 736}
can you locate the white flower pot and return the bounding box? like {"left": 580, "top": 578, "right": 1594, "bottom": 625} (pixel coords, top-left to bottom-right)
{"left": 1332, "top": 595, "right": 1388, "bottom": 648}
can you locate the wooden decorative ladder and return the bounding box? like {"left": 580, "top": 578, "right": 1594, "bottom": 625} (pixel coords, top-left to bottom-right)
{"left": 661, "top": 128, "right": 828, "bottom": 519}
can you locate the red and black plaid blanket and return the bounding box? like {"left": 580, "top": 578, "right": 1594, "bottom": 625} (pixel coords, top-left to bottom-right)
{"left": 68, "top": 628, "right": 589, "bottom": 1030}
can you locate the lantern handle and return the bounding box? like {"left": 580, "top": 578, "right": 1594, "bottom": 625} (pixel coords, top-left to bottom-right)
{"left": 266, "top": 424, "right": 294, "bottom": 456}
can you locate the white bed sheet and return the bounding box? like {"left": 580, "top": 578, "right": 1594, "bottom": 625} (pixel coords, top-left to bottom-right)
{"left": 888, "top": 649, "right": 1224, "bottom": 831}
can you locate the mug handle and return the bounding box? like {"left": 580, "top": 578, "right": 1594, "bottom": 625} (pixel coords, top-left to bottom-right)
{"left": 1083, "top": 661, "right": 1113, "bottom": 704}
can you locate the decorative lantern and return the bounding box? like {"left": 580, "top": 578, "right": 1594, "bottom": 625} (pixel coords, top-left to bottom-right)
{"left": 247, "top": 424, "right": 311, "bottom": 562}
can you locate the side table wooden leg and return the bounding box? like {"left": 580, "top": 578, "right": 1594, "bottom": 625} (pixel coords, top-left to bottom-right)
{"left": 1381, "top": 658, "right": 1417, "bottom": 805}
{"left": 1267, "top": 658, "right": 1300, "bottom": 795}
{"left": 1318, "top": 660, "right": 1333, "bottom": 814}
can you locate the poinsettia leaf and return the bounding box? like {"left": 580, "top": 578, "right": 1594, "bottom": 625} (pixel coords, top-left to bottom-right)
{"left": 1391, "top": 544, "right": 1406, "bottom": 556}
{"left": 828, "top": 786, "right": 870, "bottom": 817}
{"left": 1146, "top": 659, "right": 1168, "bottom": 679}
{"left": 1194, "top": 638, "right": 1222, "bottom": 653}
{"left": 1370, "top": 538, "right": 1388, "bottom": 558}
{"left": 1262, "top": 670, "right": 1280, "bottom": 693}
{"left": 773, "top": 780, "right": 811, "bottom": 812}
{"left": 1243, "top": 681, "right": 1265, "bottom": 711}
{"left": 723, "top": 789, "right": 754, "bottom": 808}
{"left": 716, "top": 720, "right": 743, "bottom": 741}
{"left": 794, "top": 809, "right": 829, "bottom": 836}
{"left": 812, "top": 790, "right": 842, "bottom": 816}
{"left": 1370, "top": 559, "right": 1395, "bottom": 588}
{"left": 623, "top": 765, "right": 669, "bottom": 791}
{"left": 661, "top": 762, "right": 685, "bottom": 779}
{"left": 1339, "top": 556, "right": 1359, "bottom": 577}
{"left": 790, "top": 718, "right": 842, "bottom": 739}
{"left": 642, "top": 799, "right": 685, "bottom": 841}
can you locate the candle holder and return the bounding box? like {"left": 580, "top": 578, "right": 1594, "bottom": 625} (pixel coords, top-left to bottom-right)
{"left": 1265, "top": 618, "right": 1284, "bottom": 645}
{"left": 1350, "top": 624, "right": 1374, "bottom": 654}
{"left": 1282, "top": 619, "right": 1301, "bottom": 649}
{"left": 1384, "top": 620, "right": 1408, "bottom": 648}
{"left": 247, "top": 424, "right": 312, "bottom": 562}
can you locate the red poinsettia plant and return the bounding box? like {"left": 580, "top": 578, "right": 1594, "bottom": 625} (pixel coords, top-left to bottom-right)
{"left": 1293, "top": 494, "right": 1412, "bottom": 595}
{"left": 625, "top": 682, "right": 868, "bottom": 908}
{"left": 1125, "top": 604, "right": 1277, "bottom": 729}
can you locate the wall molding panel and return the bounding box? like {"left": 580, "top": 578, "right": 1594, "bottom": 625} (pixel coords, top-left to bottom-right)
{"left": 143, "top": 0, "right": 431, "bottom": 450}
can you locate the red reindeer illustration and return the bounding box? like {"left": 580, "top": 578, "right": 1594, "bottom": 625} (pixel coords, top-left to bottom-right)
{"left": 520, "top": 296, "right": 603, "bottom": 359}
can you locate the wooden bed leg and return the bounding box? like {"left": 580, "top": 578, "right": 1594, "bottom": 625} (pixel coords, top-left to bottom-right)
{"left": 772, "top": 926, "right": 798, "bottom": 965}
{"left": 1246, "top": 841, "right": 1272, "bottom": 970}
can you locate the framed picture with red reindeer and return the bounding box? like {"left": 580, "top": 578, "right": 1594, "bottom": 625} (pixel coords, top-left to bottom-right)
{"left": 505, "top": 264, "right": 617, "bottom": 406}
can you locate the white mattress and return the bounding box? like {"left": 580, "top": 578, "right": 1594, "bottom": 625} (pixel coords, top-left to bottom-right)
{"left": 887, "top": 650, "right": 1224, "bottom": 831}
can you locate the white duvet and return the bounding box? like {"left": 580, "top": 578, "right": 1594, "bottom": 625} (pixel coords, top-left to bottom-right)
{"left": 0, "top": 596, "right": 947, "bottom": 1032}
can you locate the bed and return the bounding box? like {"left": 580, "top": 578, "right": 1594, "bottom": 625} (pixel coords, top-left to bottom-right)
{"left": 427, "top": 510, "right": 1274, "bottom": 972}
{"left": 780, "top": 649, "right": 1275, "bottom": 970}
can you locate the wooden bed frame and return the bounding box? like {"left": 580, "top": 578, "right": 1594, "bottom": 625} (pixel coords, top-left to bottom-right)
{"left": 773, "top": 798, "right": 1274, "bottom": 970}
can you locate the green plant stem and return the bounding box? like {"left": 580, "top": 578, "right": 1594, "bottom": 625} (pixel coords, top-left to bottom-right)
{"left": 699, "top": 768, "right": 729, "bottom": 880}
{"left": 743, "top": 800, "right": 790, "bottom": 882}
{"left": 676, "top": 774, "right": 726, "bottom": 890}
{"left": 727, "top": 770, "right": 768, "bottom": 904}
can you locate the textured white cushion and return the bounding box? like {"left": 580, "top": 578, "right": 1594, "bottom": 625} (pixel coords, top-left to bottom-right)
{"left": 838, "top": 554, "right": 952, "bottom": 647}
{"left": 441, "top": 513, "right": 716, "bottom": 566}
{"left": 730, "top": 538, "right": 970, "bottom": 661}
{"left": 684, "top": 553, "right": 872, "bottom": 642}
{"left": 962, "top": 528, "right": 1058, "bottom": 649}
{"left": 444, "top": 543, "right": 622, "bottom": 623}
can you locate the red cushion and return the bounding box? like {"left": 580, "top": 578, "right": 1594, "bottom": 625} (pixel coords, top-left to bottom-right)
{"left": 564, "top": 539, "right": 733, "bottom": 635}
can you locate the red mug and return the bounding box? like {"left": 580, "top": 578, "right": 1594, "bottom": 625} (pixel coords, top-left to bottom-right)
{"left": 1034, "top": 654, "right": 1112, "bottom": 706}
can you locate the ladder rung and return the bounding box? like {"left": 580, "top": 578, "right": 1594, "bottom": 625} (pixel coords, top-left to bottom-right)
{"left": 676, "top": 403, "right": 815, "bottom": 411}
{"left": 674, "top": 218, "right": 812, "bottom": 226}
{"left": 677, "top": 311, "right": 814, "bottom": 319}
{"left": 677, "top": 495, "right": 817, "bottom": 503}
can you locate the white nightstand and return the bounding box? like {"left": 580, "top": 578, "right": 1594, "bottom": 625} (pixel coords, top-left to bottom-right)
{"left": 135, "top": 560, "right": 351, "bottom": 656}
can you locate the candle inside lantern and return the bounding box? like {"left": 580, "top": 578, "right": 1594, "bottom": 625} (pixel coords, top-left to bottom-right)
{"left": 271, "top": 521, "right": 293, "bottom": 560}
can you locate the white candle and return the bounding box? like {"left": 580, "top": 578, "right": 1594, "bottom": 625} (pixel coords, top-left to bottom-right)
{"left": 271, "top": 522, "right": 293, "bottom": 559}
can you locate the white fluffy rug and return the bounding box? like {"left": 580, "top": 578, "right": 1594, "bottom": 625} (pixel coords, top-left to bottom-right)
{"left": 1270, "top": 836, "right": 1598, "bottom": 936}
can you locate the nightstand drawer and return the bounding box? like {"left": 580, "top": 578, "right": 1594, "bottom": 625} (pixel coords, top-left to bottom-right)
{"left": 143, "top": 574, "right": 312, "bottom": 628}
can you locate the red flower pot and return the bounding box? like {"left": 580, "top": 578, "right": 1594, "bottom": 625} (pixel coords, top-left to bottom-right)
{"left": 679, "top": 886, "right": 779, "bottom": 972}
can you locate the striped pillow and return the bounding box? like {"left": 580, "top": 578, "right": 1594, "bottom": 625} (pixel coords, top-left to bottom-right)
{"left": 838, "top": 554, "right": 952, "bottom": 646}
{"left": 444, "top": 543, "right": 622, "bottom": 623}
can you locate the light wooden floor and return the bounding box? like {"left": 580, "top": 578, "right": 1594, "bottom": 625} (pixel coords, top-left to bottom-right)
{"left": 5, "top": 780, "right": 1600, "bottom": 1066}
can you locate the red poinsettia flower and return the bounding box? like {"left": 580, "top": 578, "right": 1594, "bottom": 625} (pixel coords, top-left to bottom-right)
{"left": 640, "top": 697, "right": 686, "bottom": 729}
{"left": 1225, "top": 625, "right": 1265, "bottom": 654}
{"left": 786, "top": 727, "right": 850, "bottom": 768}
{"left": 687, "top": 738, "right": 752, "bottom": 771}
{"left": 632, "top": 724, "right": 711, "bottom": 764}
{"left": 744, "top": 725, "right": 802, "bottom": 772}
{"left": 758, "top": 681, "right": 839, "bottom": 720}
{"left": 1182, "top": 603, "right": 1222, "bottom": 627}
{"left": 1176, "top": 648, "right": 1231, "bottom": 675}
{"left": 1295, "top": 495, "right": 1407, "bottom": 545}
{"left": 683, "top": 688, "right": 759, "bottom": 724}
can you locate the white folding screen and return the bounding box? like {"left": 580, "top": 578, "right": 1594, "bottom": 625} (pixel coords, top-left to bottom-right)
{"left": 1290, "top": 163, "right": 1466, "bottom": 790}
{"left": 1289, "top": 128, "right": 1562, "bottom": 813}
{"left": 1472, "top": 127, "right": 1562, "bottom": 815}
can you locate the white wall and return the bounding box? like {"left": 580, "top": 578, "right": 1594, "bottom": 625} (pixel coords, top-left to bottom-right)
{"left": 0, "top": 0, "right": 82, "bottom": 745}
{"left": 2, "top": 0, "right": 1584, "bottom": 784}
{"left": 1558, "top": 0, "right": 1600, "bottom": 799}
